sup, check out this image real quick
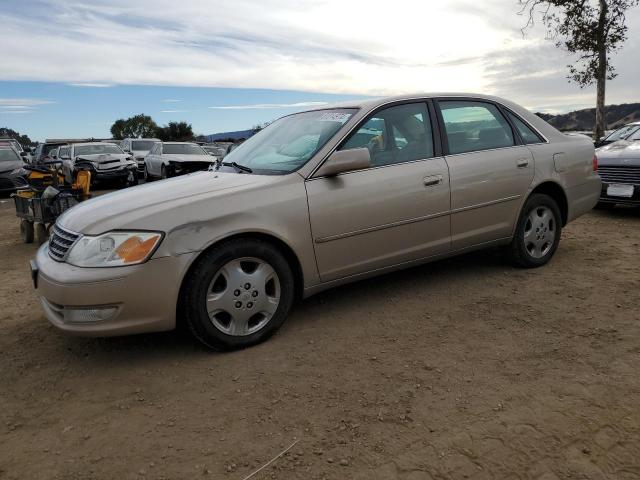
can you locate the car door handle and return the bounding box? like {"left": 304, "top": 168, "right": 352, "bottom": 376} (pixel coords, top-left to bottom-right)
{"left": 517, "top": 158, "right": 529, "bottom": 168}
{"left": 423, "top": 174, "right": 443, "bottom": 187}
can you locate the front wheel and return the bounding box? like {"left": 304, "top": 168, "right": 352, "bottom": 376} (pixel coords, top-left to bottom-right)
{"left": 508, "top": 193, "right": 562, "bottom": 268}
{"left": 161, "top": 165, "right": 169, "bottom": 180}
{"left": 180, "top": 239, "right": 295, "bottom": 350}
{"left": 143, "top": 165, "right": 152, "bottom": 182}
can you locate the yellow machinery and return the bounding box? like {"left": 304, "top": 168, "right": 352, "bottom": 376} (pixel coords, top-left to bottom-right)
{"left": 12, "top": 166, "right": 92, "bottom": 244}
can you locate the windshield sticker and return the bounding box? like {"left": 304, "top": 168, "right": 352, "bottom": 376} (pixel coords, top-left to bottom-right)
{"left": 318, "top": 112, "right": 352, "bottom": 123}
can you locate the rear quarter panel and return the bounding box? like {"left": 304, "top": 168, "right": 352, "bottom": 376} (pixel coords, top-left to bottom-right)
{"left": 526, "top": 134, "right": 599, "bottom": 223}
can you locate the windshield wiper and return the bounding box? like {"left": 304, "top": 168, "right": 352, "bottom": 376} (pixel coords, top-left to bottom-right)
{"left": 221, "top": 161, "right": 253, "bottom": 174}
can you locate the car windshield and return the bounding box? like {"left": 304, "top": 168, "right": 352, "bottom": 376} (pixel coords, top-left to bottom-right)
{"left": 163, "top": 144, "right": 206, "bottom": 155}
{"left": 605, "top": 125, "right": 640, "bottom": 142}
{"left": 204, "top": 146, "right": 225, "bottom": 155}
{"left": 75, "top": 144, "right": 124, "bottom": 156}
{"left": 131, "top": 140, "right": 156, "bottom": 151}
{"left": 218, "top": 109, "right": 356, "bottom": 174}
{"left": 43, "top": 144, "right": 63, "bottom": 156}
{"left": 628, "top": 129, "right": 640, "bottom": 141}
{"left": 0, "top": 148, "right": 20, "bottom": 162}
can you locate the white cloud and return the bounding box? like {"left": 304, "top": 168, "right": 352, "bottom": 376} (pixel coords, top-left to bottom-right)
{"left": 1, "top": 0, "right": 640, "bottom": 109}
{"left": 160, "top": 109, "right": 187, "bottom": 113}
{"left": 209, "top": 101, "right": 328, "bottom": 110}
{"left": 69, "top": 83, "right": 113, "bottom": 87}
{"left": 0, "top": 98, "right": 53, "bottom": 106}
{"left": 162, "top": 99, "right": 181, "bottom": 103}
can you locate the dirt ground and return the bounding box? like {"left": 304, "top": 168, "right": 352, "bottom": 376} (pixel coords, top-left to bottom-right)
{"left": 1, "top": 191, "right": 639, "bottom": 480}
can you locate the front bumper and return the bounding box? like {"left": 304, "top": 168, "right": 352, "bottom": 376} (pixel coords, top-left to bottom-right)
{"left": 32, "top": 243, "right": 196, "bottom": 336}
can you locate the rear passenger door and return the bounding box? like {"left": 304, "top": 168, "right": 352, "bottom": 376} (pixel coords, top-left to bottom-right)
{"left": 436, "top": 99, "right": 534, "bottom": 250}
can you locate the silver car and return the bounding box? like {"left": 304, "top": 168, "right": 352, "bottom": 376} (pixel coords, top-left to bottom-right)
{"left": 32, "top": 94, "right": 600, "bottom": 350}
{"left": 120, "top": 138, "right": 160, "bottom": 173}
{"left": 143, "top": 142, "right": 213, "bottom": 180}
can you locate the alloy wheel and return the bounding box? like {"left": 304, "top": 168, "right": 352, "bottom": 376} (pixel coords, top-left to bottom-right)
{"left": 205, "top": 257, "right": 281, "bottom": 336}
{"left": 523, "top": 206, "right": 555, "bottom": 258}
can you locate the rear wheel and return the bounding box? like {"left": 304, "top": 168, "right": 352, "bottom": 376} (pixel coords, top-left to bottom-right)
{"left": 508, "top": 193, "right": 562, "bottom": 268}
{"left": 180, "top": 239, "right": 295, "bottom": 350}
{"left": 20, "top": 220, "right": 34, "bottom": 244}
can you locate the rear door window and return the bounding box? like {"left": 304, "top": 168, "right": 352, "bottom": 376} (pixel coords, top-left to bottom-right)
{"left": 439, "top": 101, "right": 515, "bottom": 154}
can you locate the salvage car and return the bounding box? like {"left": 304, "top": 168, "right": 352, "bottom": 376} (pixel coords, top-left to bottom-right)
{"left": 32, "top": 94, "right": 600, "bottom": 350}
{"left": 595, "top": 122, "right": 640, "bottom": 148}
{"left": 59, "top": 142, "right": 138, "bottom": 187}
{"left": 595, "top": 129, "right": 640, "bottom": 206}
{"left": 120, "top": 138, "right": 160, "bottom": 173}
{"left": 0, "top": 146, "right": 28, "bottom": 193}
{"left": 143, "top": 142, "right": 213, "bottom": 180}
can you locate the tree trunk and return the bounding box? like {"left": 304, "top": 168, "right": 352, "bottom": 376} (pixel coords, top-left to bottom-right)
{"left": 594, "top": 0, "right": 608, "bottom": 141}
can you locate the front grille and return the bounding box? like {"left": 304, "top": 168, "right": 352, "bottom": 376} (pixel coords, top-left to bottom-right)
{"left": 598, "top": 165, "right": 640, "bottom": 185}
{"left": 48, "top": 224, "right": 80, "bottom": 261}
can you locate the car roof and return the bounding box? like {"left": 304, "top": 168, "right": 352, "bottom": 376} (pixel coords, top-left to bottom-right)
{"left": 300, "top": 92, "right": 521, "bottom": 112}
{"left": 71, "top": 142, "right": 120, "bottom": 147}
{"left": 125, "top": 138, "right": 161, "bottom": 141}
{"left": 162, "top": 141, "right": 198, "bottom": 145}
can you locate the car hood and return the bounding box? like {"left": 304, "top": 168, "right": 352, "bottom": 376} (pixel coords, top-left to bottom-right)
{"left": 0, "top": 159, "right": 24, "bottom": 175}
{"left": 58, "top": 170, "right": 284, "bottom": 234}
{"left": 162, "top": 154, "right": 213, "bottom": 163}
{"left": 596, "top": 140, "right": 640, "bottom": 166}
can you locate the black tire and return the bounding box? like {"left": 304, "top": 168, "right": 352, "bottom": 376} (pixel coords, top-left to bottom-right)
{"left": 508, "top": 193, "right": 562, "bottom": 268}
{"left": 180, "top": 238, "right": 295, "bottom": 351}
{"left": 143, "top": 165, "right": 152, "bottom": 182}
{"left": 35, "top": 223, "right": 48, "bottom": 246}
{"left": 20, "top": 220, "right": 34, "bottom": 244}
{"left": 161, "top": 165, "right": 169, "bottom": 179}
{"left": 125, "top": 171, "right": 138, "bottom": 187}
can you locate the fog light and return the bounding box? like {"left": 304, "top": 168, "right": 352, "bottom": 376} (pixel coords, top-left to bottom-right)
{"left": 64, "top": 306, "right": 118, "bottom": 323}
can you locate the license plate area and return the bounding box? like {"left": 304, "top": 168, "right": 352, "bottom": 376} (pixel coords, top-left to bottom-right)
{"left": 607, "top": 183, "right": 635, "bottom": 198}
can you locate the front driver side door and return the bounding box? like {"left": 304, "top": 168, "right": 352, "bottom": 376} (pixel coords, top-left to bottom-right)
{"left": 306, "top": 101, "right": 451, "bottom": 282}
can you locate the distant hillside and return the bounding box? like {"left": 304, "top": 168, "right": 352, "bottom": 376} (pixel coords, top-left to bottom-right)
{"left": 535, "top": 103, "right": 640, "bottom": 132}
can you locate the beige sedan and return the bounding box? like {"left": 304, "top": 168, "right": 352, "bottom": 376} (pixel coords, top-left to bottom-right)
{"left": 32, "top": 94, "right": 601, "bottom": 350}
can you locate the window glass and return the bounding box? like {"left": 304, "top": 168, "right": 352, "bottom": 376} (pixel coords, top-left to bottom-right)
{"left": 59, "top": 146, "right": 70, "bottom": 158}
{"left": 218, "top": 109, "right": 355, "bottom": 174}
{"left": 628, "top": 128, "right": 640, "bottom": 141}
{"left": 340, "top": 103, "right": 434, "bottom": 167}
{"left": 0, "top": 148, "right": 20, "bottom": 162}
{"left": 605, "top": 124, "right": 640, "bottom": 142}
{"left": 506, "top": 111, "right": 542, "bottom": 144}
{"left": 162, "top": 144, "right": 207, "bottom": 155}
{"left": 74, "top": 144, "right": 124, "bottom": 156}
{"left": 440, "top": 101, "right": 514, "bottom": 154}
{"left": 131, "top": 140, "right": 157, "bottom": 151}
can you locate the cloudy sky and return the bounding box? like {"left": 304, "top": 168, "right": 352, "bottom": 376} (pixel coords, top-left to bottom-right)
{"left": 2, "top": 0, "right": 640, "bottom": 141}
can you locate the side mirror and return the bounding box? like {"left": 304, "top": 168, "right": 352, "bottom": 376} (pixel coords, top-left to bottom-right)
{"left": 314, "top": 148, "right": 371, "bottom": 177}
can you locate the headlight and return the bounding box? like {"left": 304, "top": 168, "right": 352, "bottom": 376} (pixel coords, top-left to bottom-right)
{"left": 66, "top": 231, "right": 163, "bottom": 267}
